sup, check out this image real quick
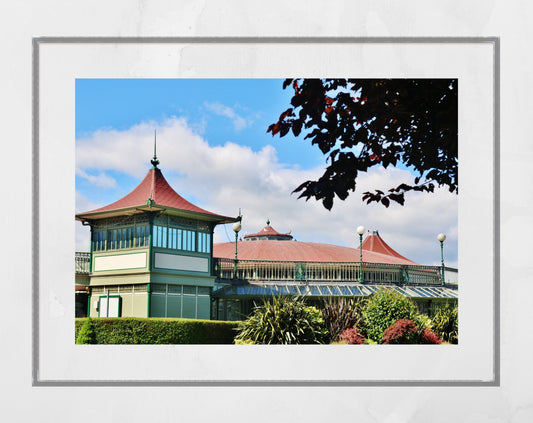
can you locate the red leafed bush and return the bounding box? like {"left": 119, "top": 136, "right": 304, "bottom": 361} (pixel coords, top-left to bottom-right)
{"left": 420, "top": 328, "right": 442, "bottom": 344}
{"left": 338, "top": 327, "right": 366, "bottom": 344}
{"left": 382, "top": 319, "right": 418, "bottom": 344}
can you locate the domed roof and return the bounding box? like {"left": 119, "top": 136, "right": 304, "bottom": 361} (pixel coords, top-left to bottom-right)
{"left": 213, "top": 229, "right": 417, "bottom": 265}
{"left": 243, "top": 220, "right": 293, "bottom": 241}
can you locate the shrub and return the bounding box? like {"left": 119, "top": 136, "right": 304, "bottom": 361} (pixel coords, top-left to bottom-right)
{"left": 321, "top": 297, "right": 367, "bottom": 343}
{"left": 414, "top": 313, "right": 433, "bottom": 331}
{"left": 431, "top": 302, "right": 458, "bottom": 344}
{"left": 234, "top": 339, "right": 256, "bottom": 345}
{"left": 361, "top": 288, "right": 418, "bottom": 343}
{"left": 76, "top": 317, "right": 96, "bottom": 344}
{"left": 338, "top": 327, "right": 366, "bottom": 345}
{"left": 420, "top": 328, "right": 442, "bottom": 344}
{"left": 381, "top": 319, "right": 418, "bottom": 344}
{"left": 74, "top": 318, "right": 239, "bottom": 344}
{"left": 381, "top": 319, "right": 443, "bottom": 344}
{"left": 234, "top": 296, "right": 327, "bottom": 344}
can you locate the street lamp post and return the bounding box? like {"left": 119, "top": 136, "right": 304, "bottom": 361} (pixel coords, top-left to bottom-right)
{"left": 437, "top": 233, "right": 446, "bottom": 285}
{"left": 232, "top": 220, "right": 242, "bottom": 279}
{"left": 357, "top": 225, "right": 365, "bottom": 282}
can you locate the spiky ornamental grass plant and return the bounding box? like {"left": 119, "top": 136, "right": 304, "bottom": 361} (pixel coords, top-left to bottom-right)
{"left": 431, "top": 302, "right": 458, "bottom": 344}
{"left": 234, "top": 296, "right": 327, "bottom": 344}
{"left": 321, "top": 297, "right": 367, "bottom": 343}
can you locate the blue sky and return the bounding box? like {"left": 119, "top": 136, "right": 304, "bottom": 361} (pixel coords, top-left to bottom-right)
{"left": 76, "top": 79, "right": 324, "bottom": 166}
{"left": 75, "top": 79, "right": 458, "bottom": 267}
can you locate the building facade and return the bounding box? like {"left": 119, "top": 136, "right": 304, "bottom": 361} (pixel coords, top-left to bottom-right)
{"left": 75, "top": 154, "right": 458, "bottom": 321}
{"left": 75, "top": 153, "right": 239, "bottom": 319}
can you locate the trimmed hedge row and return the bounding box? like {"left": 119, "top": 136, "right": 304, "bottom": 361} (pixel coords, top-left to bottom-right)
{"left": 75, "top": 317, "right": 240, "bottom": 344}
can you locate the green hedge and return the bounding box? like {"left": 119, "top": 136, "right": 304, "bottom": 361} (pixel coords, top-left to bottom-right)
{"left": 75, "top": 317, "right": 240, "bottom": 344}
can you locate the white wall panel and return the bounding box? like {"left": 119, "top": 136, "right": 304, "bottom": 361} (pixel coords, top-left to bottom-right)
{"left": 154, "top": 252, "right": 208, "bottom": 273}
{"left": 94, "top": 252, "right": 147, "bottom": 271}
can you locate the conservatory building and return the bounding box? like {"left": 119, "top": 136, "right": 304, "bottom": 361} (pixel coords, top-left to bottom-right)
{"left": 210, "top": 222, "right": 458, "bottom": 321}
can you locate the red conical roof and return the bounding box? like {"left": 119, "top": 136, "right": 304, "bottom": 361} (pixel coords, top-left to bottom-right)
{"left": 76, "top": 167, "right": 236, "bottom": 223}
{"left": 360, "top": 230, "right": 415, "bottom": 263}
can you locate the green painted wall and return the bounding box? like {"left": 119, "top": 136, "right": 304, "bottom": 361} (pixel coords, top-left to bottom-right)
{"left": 149, "top": 272, "right": 214, "bottom": 287}
{"left": 149, "top": 284, "right": 211, "bottom": 319}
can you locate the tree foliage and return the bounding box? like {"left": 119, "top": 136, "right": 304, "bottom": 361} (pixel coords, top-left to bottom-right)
{"left": 268, "top": 78, "right": 458, "bottom": 209}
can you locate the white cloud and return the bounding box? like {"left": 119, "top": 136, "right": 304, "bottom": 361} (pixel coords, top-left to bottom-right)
{"left": 76, "top": 117, "right": 458, "bottom": 267}
{"left": 76, "top": 169, "right": 117, "bottom": 189}
{"left": 204, "top": 102, "right": 249, "bottom": 131}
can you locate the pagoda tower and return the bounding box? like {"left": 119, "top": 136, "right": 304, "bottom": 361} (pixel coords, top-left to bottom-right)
{"left": 76, "top": 145, "right": 239, "bottom": 319}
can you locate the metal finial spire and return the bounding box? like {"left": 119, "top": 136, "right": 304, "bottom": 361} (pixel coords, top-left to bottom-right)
{"left": 266, "top": 219, "right": 270, "bottom": 226}
{"left": 151, "top": 129, "right": 160, "bottom": 168}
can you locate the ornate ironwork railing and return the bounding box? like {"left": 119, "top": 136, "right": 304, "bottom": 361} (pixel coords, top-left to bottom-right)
{"left": 213, "top": 257, "right": 458, "bottom": 286}
{"left": 75, "top": 252, "right": 91, "bottom": 275}
{"left": 74, "top": 252, "right": 458, "bottom": 285}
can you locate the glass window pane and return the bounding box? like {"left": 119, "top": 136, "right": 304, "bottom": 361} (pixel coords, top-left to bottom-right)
{"left": 153, "top": 226, "right": 158, "bottom": 247}
{"left": 198, "top": 287, "right": 210, "bottom": 295}
{"left": 162, "top": 226, "right": 167, "bottom": 248}
{"left": 183, "top": 286, "right": 196, "bottom": 295}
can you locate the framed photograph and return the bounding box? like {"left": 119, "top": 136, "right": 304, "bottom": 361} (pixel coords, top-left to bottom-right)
{"left": 34, "top": 37, "right": 498, "bottom": 385}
